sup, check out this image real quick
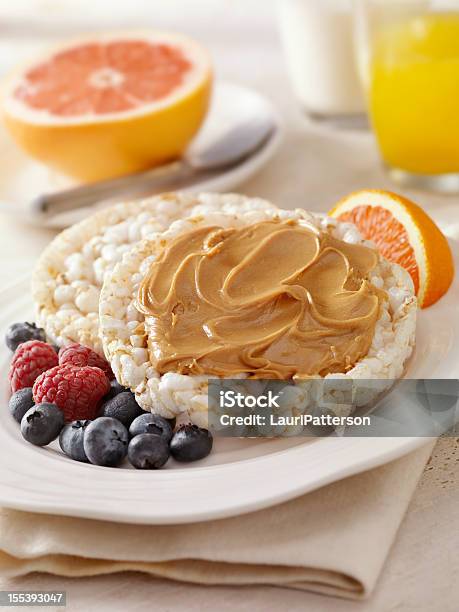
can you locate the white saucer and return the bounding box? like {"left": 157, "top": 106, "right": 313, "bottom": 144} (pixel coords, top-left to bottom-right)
{"left": 0, "top": 80, "right": 283, "bottom": 229}
{"left": 0, "top": 242, "right": 457, "bottom": 524}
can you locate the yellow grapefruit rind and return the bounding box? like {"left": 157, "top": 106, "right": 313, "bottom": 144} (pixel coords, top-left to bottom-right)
{"left": 1, "top": 32, "right": 213, "bottom": 183}
{"left": 329, "top": 189, "right": 454, "bottom": 308}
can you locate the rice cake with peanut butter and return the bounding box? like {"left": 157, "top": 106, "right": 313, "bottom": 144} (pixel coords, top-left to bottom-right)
{"left": 99, "top": 197, "right": 417, "bottom": 427}
{"left": 32, "top": 192, "right": 278, "bottom": 354}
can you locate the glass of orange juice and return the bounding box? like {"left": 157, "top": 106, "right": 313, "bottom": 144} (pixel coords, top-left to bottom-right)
{"left": 354, "top": 0, "right": 459, "bottom": 192}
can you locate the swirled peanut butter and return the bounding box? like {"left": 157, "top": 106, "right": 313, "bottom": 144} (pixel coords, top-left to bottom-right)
{"left": 136, "top": 220, "right": 385, "bottom": 379}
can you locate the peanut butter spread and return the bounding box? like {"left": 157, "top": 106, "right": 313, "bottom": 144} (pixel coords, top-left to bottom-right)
{"left": 136, "top": 219, "right": 385, "bottom": 379}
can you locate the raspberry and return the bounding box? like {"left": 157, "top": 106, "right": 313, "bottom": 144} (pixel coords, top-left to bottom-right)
{"left": 9, "top": 340, "right": 58, "bottom": 393}
{"left": 59, "top": 343, "right": 114, "bottom": 379}
{"left": 33, "top": 365, "right": 110, "bottom": 422}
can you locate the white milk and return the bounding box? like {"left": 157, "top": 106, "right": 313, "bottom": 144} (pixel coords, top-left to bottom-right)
{"left": 277, "top": 0, "right": 365, "bottom": 116}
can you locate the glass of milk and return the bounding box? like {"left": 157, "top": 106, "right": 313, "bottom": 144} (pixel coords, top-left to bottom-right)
{"left": 277, "top": 0, "right": 366, "bottom": 122}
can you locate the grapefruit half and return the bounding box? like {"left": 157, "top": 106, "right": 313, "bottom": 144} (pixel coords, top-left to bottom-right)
{"left": 2, "top": 32, "right": 212, "bottom": 182}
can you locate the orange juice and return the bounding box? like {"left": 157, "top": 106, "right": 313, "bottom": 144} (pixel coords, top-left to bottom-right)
{"left": 369, "top": 13, "right": 459, "bottom": 175}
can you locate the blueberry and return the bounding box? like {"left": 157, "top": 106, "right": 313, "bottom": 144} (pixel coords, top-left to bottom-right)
{"left": 9, "top": 387, "right": 34, "bottom": 423}
{"left": 6, "top": 322, "right": 46, "bottom": 352}
{"left": 129, "top": 413, "right": 173, "bottom": 443}
{"left": 21, "top": 403, "right": 65, "bottom": 446}
{"left": 167, "top": 417, "right": 177, "bottom": 431}
{"left": 59, "top": 420, "right": 91, "bottom": 462}
{"left": 99, "top": 391, "right": 144, "bottom": 428}
{"left": 83, "top": 417, "right": 129, "bottom": 467}
{"left": 170, "top": 424, "right": 213, "bottom": 462}
{"left": 104, "top": 379, "right": 128, "bottom": 401}
{"left": 128, "top": 433, "right": 170, "bottom": 469}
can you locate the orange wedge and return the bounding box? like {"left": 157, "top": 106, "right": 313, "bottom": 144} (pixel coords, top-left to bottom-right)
{"left": 329, "top": 189, "right": 454, "bottom": 308}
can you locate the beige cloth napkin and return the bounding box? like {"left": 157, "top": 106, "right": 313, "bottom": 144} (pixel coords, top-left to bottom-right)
{"left": 0, "top": 440, "right": 434, "bottom": 600}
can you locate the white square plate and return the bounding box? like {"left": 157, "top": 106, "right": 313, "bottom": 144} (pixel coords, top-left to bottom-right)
{"left": 0, "top": 242, "right": 457, "bottom": 524}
